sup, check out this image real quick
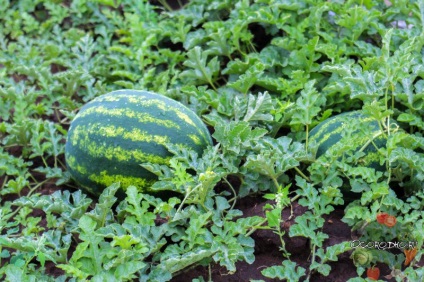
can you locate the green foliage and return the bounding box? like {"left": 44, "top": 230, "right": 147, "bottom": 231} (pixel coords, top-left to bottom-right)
{"left": 1, "top": 0, "right": 424, "bottom": 280}
{"left": 261, "top": 260, "right": 306, "bottom": 281}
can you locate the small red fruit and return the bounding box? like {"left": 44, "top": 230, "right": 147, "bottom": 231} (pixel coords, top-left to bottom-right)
{"left": 376, "top": 212, "right": 388, "bottom": 224}
{"left": 384, "top": 215, "right": 397, "bottom": 227}
{"left": 366, "top": 266, "right": 380, "bottom": 280}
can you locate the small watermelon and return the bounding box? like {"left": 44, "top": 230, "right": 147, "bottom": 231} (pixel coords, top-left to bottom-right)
{"left": 65, "top": 89, "right": 212, "bottom": 197}
{"left": 309, "top": 111, "right": 387, "bottom": 170}
{"left": 309, "top": 111, "right": 390, "bottom": 203}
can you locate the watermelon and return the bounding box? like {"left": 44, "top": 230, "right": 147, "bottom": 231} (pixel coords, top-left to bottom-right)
{"left": 309, "top": 111, "right": 387, "bottom": 170}
{"left": 309, "top": 111, "right": 391, "bottom": 203}
{"left": 65, "top": 89, "right": 212, "bottom": 197}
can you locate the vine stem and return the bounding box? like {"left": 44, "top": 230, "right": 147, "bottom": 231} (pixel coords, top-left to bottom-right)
{"left": 306, "top": 124, "right": 309, "bottom": 154}
{"left": 173, "top": 184, "right": 200, "bottom": 219}
{"left": 290, "top": 194, "right": 301, "bottom": 203}
{"left": 157, "top": 0, "right": 173, "bottom": 11}
{"left": 245, "top": 218, "right": 268, "bottom": 237}
{"left": 271, "top": 176, "right": 280, "bottom": 191}
{"left": 306, "top": 244, "right": 317, "bottom": 281}
{"left": 223, "top": 177, "right": 237, "bottom": 211}
{"left": 294, "top": 167, "right": 310, "bottom": 182}
{"left": 1, "top": 175, "right": 7, "bottom": 190}
{"left": 358, "top": 130, "right": 385, "bottom": 154}
{"left": 208, "top": 264, "right": 212, "bottom": 282}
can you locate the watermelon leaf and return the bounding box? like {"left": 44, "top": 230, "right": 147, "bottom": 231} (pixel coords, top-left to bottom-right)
{"left": 180, "top": 46, "right": 220, "bottom": 89}
{"left": 261, "top": 260, "right": 306, "bottom": 280}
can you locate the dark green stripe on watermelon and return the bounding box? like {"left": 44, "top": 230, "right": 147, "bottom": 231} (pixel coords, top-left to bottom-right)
{"left": 65, "top": 89, "right": 212, "bottom": 197}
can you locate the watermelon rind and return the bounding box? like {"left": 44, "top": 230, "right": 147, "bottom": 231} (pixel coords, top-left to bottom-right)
{"left": 65, "top": 89, "right": 212, "bottom": 197}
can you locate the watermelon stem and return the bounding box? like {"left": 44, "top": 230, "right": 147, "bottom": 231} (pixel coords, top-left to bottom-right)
{"left": 208, "top": 264, "right": 212, "bottom": 282}
{"left": 245, "top": 218, "right": 268, "bottom": 237}
{"left": 290, "top": 194, "right": 301, "bottom": 203}
{"left": 306, "top": 244, "right": 317, "bottom": 281}
{"left": 306, "top": 124, "right": 309, "bottom": 154}
{"left": 293, "top": 167, "right": 310, "bottom": 182}
{"left": 174, "top": 186, "right": 194, "bottom": 218}
{"left": 377, "top": 195, "right": 386, "bottom": 212}
{"left": 174, "top": 183, "right": 208, "bottom": 218}
{"left": 358, "top": 131, "right": 385, "bottom": 154}
{"left": 271, "top": 176, "right": 280, "bottom": 191}
{"left": 157, "top": 0, "right": 172, "bottom": 11}
{"left": 0, "top": 175, "right": 7, "bottom": 191}
{"left": 223, "top": 177, "right": 237, "bottom": 211}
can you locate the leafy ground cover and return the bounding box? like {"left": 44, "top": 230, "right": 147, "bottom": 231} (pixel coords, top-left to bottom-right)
{"left": 1, "top": 0, "right": 424, "bottom": 281}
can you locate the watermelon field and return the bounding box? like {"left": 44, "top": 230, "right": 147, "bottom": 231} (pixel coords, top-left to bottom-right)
{"left": 1, "top": 0, "right": 424, "bottom": 281}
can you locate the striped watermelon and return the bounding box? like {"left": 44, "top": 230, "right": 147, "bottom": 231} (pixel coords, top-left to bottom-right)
{"left": 309, "top": 111, "right": 390, "bottom": 202}
{"left": 309, "top": 111, "right": 387, "bottom": 170}
{"left": 65, "top": 89, "right": 212, "bottom": 197}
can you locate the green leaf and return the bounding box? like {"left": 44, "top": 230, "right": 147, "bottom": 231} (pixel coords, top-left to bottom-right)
{"left": 58, "top": 263, "right": 88, "bottom": 280}
{"left": 162, "top": 248, "right": 214, "bottom": 274}
{"left": 79, "top": 215, "right": 98, "bottom": 236}
{"left": 246, "top": 136, "right": 305, "bottom": 178}
{"left": 114, "top": 261, "right": 146, "bottom": 281}
{"left": 290, "top": 79, "right": 326, "bottom": 127}
{"left": 261, "top": 260, "right": 306, "bottom": 280}
{"left": 320, "top": 242, "right": 352, "bottom": 262}
{"left": 278, "top": 70, "right": 309, "bottom": 98}
{"left": 92, "top": 0, "right": 122, "bottom": 8}
{"left": 310, "top": 260, "right": 331, "bottom": 276}
{"left": 4, "top": 264, "right": 25, "bottom": 281}
{"left": 223, "top": 56, "right": 258, "bottom": 75}
{"left": 212, "top": 121, "right": 268, "bottom": 155}
{"left": 182, "top": 212, "right": 212, "bottom": 249}
{"left": 86, "top": 183, "right": 119, "bottom": 228}
{"left": 343, "top": 205, "right": 371, "bottom": 227}
{"left": 0, "top": 249, "right": 10, "bottom": 258}
{"left": 397, "top": 112, "right": 424, "bottom": 130}
{"left": 390, "top": 147, "right": 424, "bottom": 180}
{"left": 0, "top": 230, "right": 70, "bottom": 264}
{"left": 289, "top": 212, "right": 328, "bottom": 247}
{"left": 288, "top": 36, "right": 321, "bottom": 73}
{"left": 228, "top": 62, "right": 265, "bottom": 94}
{"left": 111, "top": 235, "right": 140, "bottom": 250}
{"left": 180, "top": 46, "right": 220, "bottom": 88}
{"left": 206, "top": 28, "right": 234, "bottom": 57}
{"left": 266, "top": 208, "right": 282, "bottom": 228}
{"left": 242, "top": 92, "right": 274, "bottom": 122}
{"left": 124, "top": 186, "right": 156, "bottom": 226}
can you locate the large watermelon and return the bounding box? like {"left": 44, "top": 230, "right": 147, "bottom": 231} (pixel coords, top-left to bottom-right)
{"left": 65, "top": 89, "right": 212, "bottom": 197}
{"left": 309, "top": 111, "right": 387, "bottom": 170}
